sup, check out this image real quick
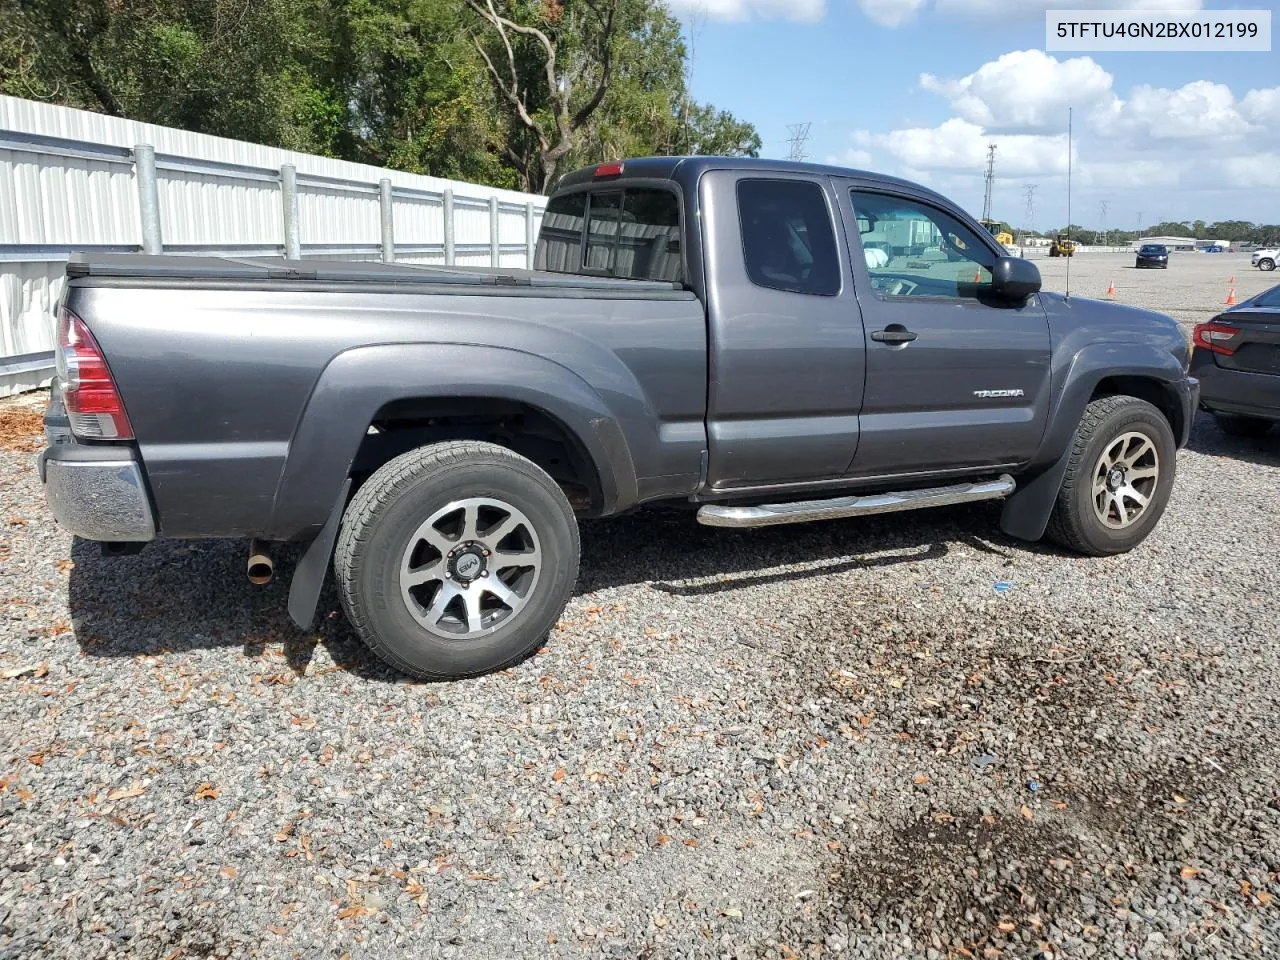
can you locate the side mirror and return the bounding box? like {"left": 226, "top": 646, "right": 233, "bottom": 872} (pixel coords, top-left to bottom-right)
{"left": 990, "top": 256, "right": 1041, "bottom": 301}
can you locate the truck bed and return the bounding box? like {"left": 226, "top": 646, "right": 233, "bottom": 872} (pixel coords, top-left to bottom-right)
{"left": 65, "top": 253, "right": 685, "bottom": 295}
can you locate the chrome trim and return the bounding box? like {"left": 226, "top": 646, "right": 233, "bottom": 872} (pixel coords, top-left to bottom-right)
{"left": 44, "top": 458, "right": 156, "bottom": 542}
{"left": 696, "top": 475, "right": 1016, "bottom": 529}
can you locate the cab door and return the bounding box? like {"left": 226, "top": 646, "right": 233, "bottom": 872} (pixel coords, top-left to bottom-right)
{"left": 835, "top": 183, "right": 1052, "bottom": 479}
{"left": 702, "top": 172, "right": 867, "bottom": 489}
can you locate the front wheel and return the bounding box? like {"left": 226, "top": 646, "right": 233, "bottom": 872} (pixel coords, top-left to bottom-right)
{"left": 334, "top": 441, "right": 580, "bottom": 680}
{"left": 1259, "top": 258, "right": 1276, "bottom": 272}
{"left": 1045, "top": 396, "right": 1177, "bottom": 556}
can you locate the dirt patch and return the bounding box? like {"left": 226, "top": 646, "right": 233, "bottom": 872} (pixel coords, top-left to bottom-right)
{"left": 0, "top": 405, "right": 44, "bottom": 452}
{"left": 835, "top": 812, "right": 1085, "bottom": 948}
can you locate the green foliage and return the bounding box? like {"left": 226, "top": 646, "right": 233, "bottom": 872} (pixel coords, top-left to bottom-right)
{"left": 0, "top": 0, "right": 759, "bottom": 193}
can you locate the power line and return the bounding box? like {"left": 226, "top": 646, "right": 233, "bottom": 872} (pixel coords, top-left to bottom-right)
{"left": 981, "top": 144, "right": 997, "bottom": 222}
{"left": 1022, "top": 184, "right": 1038, "bottom": 235}
{"left": 786, "top": 123, "right": 812, "bottom": 162}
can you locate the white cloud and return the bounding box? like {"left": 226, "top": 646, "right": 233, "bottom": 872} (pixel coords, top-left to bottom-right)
{"left": 664, "top": 0, "right": 824, "bottom": 21}
{"left": 934, "top": 0, "right": 1200, "bottom": 17}
{"left": 1241, "top": 87, "right": 1280, "bottom": 126}
{"left": 1219, "top": 154, "right": 1280, "bottom": 190}
{"left": 1100, "top": 80, "right": 1259, "bottom": 143}
{"left": 856, "top": 0, "right": 1199, "bottom": 27}
{"left": 920, "top": 52, "right": 1274, "bottom": 149}
{"left": 864, "top": 118, "right": 1070, "bottom": 177}
{"left": 920, "top": 50, "right": 1114, "bottom": 131}
{"left": 1078, "top": 160, "right": 1183, "bottom": 190}
{"left": 829, "top": 148, "right": 875, "bottom": 168}
{"left": 856, "top": 0, "right": 926, "bottom": 27}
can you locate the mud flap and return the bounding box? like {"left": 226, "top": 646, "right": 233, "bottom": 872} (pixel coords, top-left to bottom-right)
{"left": 998, "top": 449, "right": 1071, "bottom": 543}
{"left": 287, "top": 478, "right": 351, "bottom": 629}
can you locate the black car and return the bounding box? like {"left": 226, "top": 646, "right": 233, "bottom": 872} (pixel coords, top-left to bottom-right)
{"left": 1135, "top": 244, "right": 1169, "bottom": 268}
{"left": 1192, "top": 283, "right": 1280, "bottom": 436}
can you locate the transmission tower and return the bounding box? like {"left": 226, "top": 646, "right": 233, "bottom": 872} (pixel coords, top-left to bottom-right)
{"left": 786, "top": 123, "right": 812, "bottom": 162}
{"left": 1099, "top": 200, "right": 1109, "bottom": 247}
{"left": 1022, "top": 184, "right": 1038, "bottom": 236}
{"left": 981, "top": 144, "right": 997, "bottom": 222}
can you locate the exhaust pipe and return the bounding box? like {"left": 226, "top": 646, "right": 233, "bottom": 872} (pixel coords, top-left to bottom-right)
{"left": 247, "top": 539, "right": 273, "bottom": 585}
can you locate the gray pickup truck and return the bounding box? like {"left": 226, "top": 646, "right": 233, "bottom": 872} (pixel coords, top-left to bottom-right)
{"left": 41, "top": 157, "right": 1198, "bottom": 679}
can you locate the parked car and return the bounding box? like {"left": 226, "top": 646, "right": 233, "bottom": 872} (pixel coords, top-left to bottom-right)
{"left": 1253, "top": 248, "right": 1278, "bottom": 271}
{"left": 41, "top": 157, "right": 1199, "bottom": 680}
{"left": 1135, "top": 244, "right": 1170, "bottom": 269}
{"left": 1192, "top": 283, "right": 1280, "bottom": 436}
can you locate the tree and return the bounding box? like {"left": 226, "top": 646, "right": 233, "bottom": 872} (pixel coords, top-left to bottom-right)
{"left": 466, "top": 0, "right": 623, "bottom": 193}
{"left": 2, "top": 0, "right": 760, "bottom": 193}
{"left": 1, "top": 0, "right": 348, "bottom": 154}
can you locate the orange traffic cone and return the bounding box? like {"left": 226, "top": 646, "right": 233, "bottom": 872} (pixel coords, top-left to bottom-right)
{"left": 1226, "top": 288, "right": 1238, "bottom": 306}
{"left": 973, "top": 268, "right": 982, "bottom": 283}
{"left": 1105, "top": 280, "right": 1116, "bottom": 299}
{"left": 1228, "top": 275, "right": 1236, "bottom": 284}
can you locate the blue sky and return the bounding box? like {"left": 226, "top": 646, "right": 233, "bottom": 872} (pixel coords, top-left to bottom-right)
{"left": 675, "top": 0, "right": 1280, "bottom": 230}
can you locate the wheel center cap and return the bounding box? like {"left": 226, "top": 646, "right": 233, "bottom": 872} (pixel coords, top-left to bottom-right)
{"left": 450, "top": 544, "right": 486, "bottom": 583}
{"left": 1107, "top": 467, "right": 1126, "bottom": 491}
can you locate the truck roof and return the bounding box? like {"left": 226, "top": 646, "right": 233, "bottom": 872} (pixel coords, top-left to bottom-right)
{"left": 552, "top": 156, "right": 952, "bottom": 207}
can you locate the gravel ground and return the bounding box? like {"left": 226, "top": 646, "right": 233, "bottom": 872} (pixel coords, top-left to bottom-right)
{"left": 2, "top": 266, "right": 1279, "bottom": 959}
{"left": 1029, "top": 252, "right": 1272, "bottom": 330}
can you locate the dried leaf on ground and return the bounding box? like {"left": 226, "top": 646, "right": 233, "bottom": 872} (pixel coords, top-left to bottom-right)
{"left": 2, "top": 662, "right": 47, "bottom": 680}
{"left": 0, "top": 407, "right": 44, "bottom": 453}
{"left": 107, "top": 783, "right": 145, "bottom": 801}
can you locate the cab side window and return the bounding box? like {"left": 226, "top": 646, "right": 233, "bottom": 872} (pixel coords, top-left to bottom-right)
{"left": 849, "top": 190, "right": 996, "bottom": 300}
{"left": 737, "top": 179, "right": 840, "bottom": 296}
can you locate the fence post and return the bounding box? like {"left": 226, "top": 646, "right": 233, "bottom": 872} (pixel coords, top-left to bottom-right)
{"left": 443, "top": 189, "right": 455, "bottom": 266}
{"left": 489, "top": 197, "right": 501, "bottom": 267}
{"left": 379, "top": 179, "right": 395, "bottom": 263}
{"left": 525, "top": 202, "right": 536, "bottom": 269}
{"left": 133, "top": 144, "right": 162, "bottom": 254}
{"left": 280, "top": 164, "right": 301, "bottom": 259}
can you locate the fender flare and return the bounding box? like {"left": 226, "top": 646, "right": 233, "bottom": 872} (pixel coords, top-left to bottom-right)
{"left": 268, "top": 342, "right": 639, "bottom": 543}
{"left": 1000, "top": 341, "right": 1186, "bottom": 542}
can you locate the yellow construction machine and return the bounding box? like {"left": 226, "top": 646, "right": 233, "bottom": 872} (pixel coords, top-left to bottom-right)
{"left": 980, "top": 219, "right": 1015, "bottom": 249}
{"left": 1048, "top": 234, "right": 1077, "bottom": 257}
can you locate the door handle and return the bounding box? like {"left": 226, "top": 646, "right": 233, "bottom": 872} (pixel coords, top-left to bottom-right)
{"left": 871, "top": 325, "right": 918, "bottom": 344}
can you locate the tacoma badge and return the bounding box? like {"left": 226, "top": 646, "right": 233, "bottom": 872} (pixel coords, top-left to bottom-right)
{"left": 973, "top": 389, "right": 1025, "bottom": 399}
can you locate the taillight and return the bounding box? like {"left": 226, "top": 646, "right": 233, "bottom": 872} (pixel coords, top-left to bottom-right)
{"left": 594, "top": 162, "right": 624, "bottom": 178}
{"left": 56, "top": 307, "right": 134, "bottom": 440}
{"left": 1192, "top": 322, "right": 1239, "bottom": 357}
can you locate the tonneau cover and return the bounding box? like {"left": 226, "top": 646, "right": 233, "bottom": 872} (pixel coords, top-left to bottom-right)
{"left": 64, "top": 252, "right": 684, "bottom": 292}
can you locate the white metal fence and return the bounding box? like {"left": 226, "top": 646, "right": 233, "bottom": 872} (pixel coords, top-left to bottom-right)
{"left": 0, "top": 95, "right": 546, "bottom": 396}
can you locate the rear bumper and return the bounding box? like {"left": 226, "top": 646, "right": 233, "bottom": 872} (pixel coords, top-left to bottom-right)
{"left": 39, "top": 389, "right": 155, "bottom": 542}
{"left": 1192, "top": 350, "right": 1280, "bottom": 421}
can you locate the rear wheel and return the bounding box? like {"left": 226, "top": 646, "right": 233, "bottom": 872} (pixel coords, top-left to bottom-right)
{"left": 1046, "top": 396, "right": 1176, "bottom": 556}
{"left": 334, "top": 441, "right": 580, "bottom": 680}
{"left": 1213, "top": 413, "right": 1273, "bottom": 438}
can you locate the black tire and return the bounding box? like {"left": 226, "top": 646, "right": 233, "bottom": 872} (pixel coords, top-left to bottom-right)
{"left": 1213, "top": 413, "right": 1273, "bottom": 438}
{"left": 333, "top": 441, "right": 580, "bottom": 680}
{"left": 1045, "top": 396, "right": 1177, "bottom": 556}
{"left": 1259, "top": 258, "right": 1276, "bottom": 272}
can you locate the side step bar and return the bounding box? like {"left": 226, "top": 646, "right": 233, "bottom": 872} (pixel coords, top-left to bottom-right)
{"left": 696, "top": 475, "right": 1016, "bottom": 529}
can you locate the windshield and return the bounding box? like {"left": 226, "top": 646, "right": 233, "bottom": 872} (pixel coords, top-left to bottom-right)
{"left": 1141, "top": 245, "right": 1166, "bottom": 254}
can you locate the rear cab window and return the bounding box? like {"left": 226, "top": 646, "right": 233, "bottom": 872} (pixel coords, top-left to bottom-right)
{"left": 535, "top": 186, "right": 683, "bottom": 283}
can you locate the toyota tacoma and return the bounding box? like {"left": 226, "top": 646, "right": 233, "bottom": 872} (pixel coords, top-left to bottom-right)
{"left": 41, "top": 157, "right": 1199, "bottom": 679}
